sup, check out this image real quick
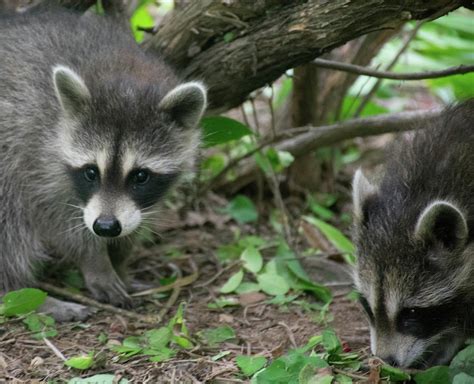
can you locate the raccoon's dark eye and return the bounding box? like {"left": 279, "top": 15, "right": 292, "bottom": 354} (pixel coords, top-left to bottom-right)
{"left": 84, "top": 166, "right": 99, "bottom": 182}
{"left": 132, "top": 169, "right": 150, "bottom": 185}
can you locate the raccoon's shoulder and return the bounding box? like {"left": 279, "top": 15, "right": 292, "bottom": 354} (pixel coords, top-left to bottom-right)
{"left": 384, "top": 100, "right": 474, "bottom": 185}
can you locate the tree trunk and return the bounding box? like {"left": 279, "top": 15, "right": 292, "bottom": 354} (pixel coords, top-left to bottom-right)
{"left": 287, "top": 29, "right": 397, "bottom": 191}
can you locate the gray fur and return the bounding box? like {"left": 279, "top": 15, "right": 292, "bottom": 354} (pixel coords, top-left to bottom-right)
{"left": 0, "top": 8, "right": 206, "bottom": 320}
{"left": 353, "top": 99, "right": 474, "bottom": 367}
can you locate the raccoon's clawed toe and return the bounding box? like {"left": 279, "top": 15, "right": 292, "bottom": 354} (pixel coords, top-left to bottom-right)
{"left": 87, "top": 277, "right": 133, "bottom": 309}
{"left": 40, "top": 297, "right": 93, "bottom": 322}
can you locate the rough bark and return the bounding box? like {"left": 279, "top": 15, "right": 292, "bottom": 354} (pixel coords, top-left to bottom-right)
{"left": 214, "top": 109, "right": 444, "bottom": 193}
{"left": 146, "top": 0, "right": 463, "bottom": 113}
{"left": 287, "top": 29, "right": 398, "bottom": 191}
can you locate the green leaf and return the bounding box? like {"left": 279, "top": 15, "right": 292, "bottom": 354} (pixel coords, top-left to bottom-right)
{"left": 202, "top": 116, "right": 253, "bottom": 147}
{"left": 322, "top": 329, "right": 342, "bottom": 355}
{"left": 145, "top": 327, "right": 172, "bottom": 350}
{"left": 451, "top": 344, "right": 474, "bottom": 378}
{"left": 23, "top": 313, "right": 57, "bottom": 339}
{"left": 65, "top": 353, "right": 94, "bottom": 370}
{"left": 68, "top": 374, "right": 129, "bottom": 384}
{"left": 130, "top": 4, "right": 154, "bottom": 43}
{"left": 380, "top": 364, "right": 411, "bottom": 382}
{"left": 173, "top": 335, "right": 193, "bottom": 349}
{"left": 148, "top": 347, "right": 176, "bottom": 362}
{"left": 334, "top": 374, "right": 353, "bottom": 383}
{"left": 225, "top": 195, "right": 258, "bottom": 223}
{"left": 414, "top": 366, "right": 450, "bottom": 384}
{"left": 98, "top": 332, "right": 108, "bottom": 344}
{"left": 199, "top": 325, "right": 236, "bottom": 346}
{"left": 0, "top": 288, "right": 47, "bottom": 316}
{"left": 220, "top": 269, "right": 244, "bottom": 294}
{"left": 453, "top": 373, "right": 474, "bottom": 384}
{"left": 241, "top": 246, "right": 263, "bottom": 274}
{"left": 223, "top": 32, "right": 235, "bottom": 43}
{"left": 236, "top": 355, "right": 267, "bottom": 376}
{"left": 235, "top": 282, "right": 261, "bottom": 294}
{"left": 302, "top": 216, "right": 355, "bottom": 264}
{"left": 308, "top": 199, "right": 334, "bottom": 220}
{"left": 257, "top": 272, "right": 290, "bottom": 296}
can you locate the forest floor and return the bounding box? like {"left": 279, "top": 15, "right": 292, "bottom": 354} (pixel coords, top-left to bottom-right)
{"left": 0, "top": 194, "right": 371, "bottom": 383}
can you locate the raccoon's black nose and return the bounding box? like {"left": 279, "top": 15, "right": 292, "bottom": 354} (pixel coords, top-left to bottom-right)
{"left": 93, "top": 216, "right": 122, "bottom": 237}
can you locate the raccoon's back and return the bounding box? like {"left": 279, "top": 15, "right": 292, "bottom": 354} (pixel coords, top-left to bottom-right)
{"left": 380, "top": 100, "right": 474, "bottom": 224}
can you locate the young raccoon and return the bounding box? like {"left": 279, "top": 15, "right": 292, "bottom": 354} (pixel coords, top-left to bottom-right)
{"left": 0, "top": 8, "right": 206, "bottom": 321}
{"left": 352, "top": 99, "right": 474, "bottom": 368}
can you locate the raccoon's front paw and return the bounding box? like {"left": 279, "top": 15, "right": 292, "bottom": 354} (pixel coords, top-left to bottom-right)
{"left": 40, "top": 297, "right": 93, "bottom": 322}
{"left": 85, "top": 274, "right": 133, "bottom": 308}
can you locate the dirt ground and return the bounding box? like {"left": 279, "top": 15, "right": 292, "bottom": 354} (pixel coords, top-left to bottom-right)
{"left": 0, "top": 209, "right": 370, "bottom": 383}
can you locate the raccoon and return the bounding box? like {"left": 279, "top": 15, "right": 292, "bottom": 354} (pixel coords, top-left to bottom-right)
{"left": 0, "top": 8, "right": 206, "bottom": 321}
{"left": 352, "top": 100, "right": 474, "bottom": 367}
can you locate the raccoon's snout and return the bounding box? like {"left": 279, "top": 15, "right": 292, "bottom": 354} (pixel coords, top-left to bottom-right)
{"left": 93, "top": 216, "right": 122, "bottom": 237}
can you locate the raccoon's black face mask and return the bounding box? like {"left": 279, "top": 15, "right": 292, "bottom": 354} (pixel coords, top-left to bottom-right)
{"left": 53, "top": 65, "right": 207, "bottom": 238}
{"left": 352, "top": 169, "right": 472, "bottom": 368}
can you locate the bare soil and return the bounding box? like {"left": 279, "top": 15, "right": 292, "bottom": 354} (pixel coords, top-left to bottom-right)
{"left": 0, "top": 211, "right": 369, "bottom": 383}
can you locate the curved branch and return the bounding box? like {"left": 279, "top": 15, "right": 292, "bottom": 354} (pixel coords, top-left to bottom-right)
{"left": 213, "top": 108, "right": 444, "bottom": 193}
{"left": 313, "top": 58, "right": 474, "bottom": 80}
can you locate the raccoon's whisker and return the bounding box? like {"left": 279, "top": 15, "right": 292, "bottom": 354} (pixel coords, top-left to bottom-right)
{"left": 59, "top": 222, "right": 88, "bottom": 235}
{"left": 60, "top": 202, "right": 84, "bottom": 211}
{"left": 67, "top": 216, "right": 84, "bottom": 221}
{"left": 140, "top": 225, "right": 163, "bottom": 239}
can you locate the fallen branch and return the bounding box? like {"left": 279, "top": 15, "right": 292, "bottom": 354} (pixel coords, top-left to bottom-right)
{"left": 313, "top": 58, "right": 474, "bottom": 80}
{"left": 38, "top": 282, "right": 160, "bottom": 324}
{"left": 131, "top": 265, "right": 198, "bottom": 297}
{"left": 213, "top": 108, "right": 443, "bottom": 193}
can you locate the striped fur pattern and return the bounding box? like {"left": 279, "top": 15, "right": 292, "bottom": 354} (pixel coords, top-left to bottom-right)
{"left": 353, "top": 100, "right": 474, "bottom": 367}
{"left": 0, "top": 7, "right": 206, "bottom": 320}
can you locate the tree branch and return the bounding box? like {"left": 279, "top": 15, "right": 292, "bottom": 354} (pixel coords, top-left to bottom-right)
{"left": 313, "top": 58, "right": 474, "bottom": 80}
{"left": 212, "top": 109, "right": 444, "bottom": 193}
{"left": 145, "top": 0, "right": 465, "bottom": 113}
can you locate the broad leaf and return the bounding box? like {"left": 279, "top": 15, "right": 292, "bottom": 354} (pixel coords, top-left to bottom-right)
{"left": 220, "top": 269, "right": 244, "bottom": 294}
{"left": 202, "top": 116, "right": 253, "bottom": 147}
{"left": 236, "top": 355, "right": 267, "bottom": 376}
{"left": 0, "top": 288, "right": 47, "bottom": 316}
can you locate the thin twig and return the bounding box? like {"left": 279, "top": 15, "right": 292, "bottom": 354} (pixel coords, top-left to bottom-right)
{"left": 131, "top": 261, "right": 199, "bottom": 297}
{"left": 38, "top": 282, "right": 159, "bottom": 323}
{"left": 333, "top": 368, "right": 369, "bottom": 381}
{"left": 202, "top": 138, "right": 274, "bottom": 194}
{"left": 157, "top": 263, "right": 183, "bottom": 320}
{"left": 313, "top": 58, "right": 474, "bottom": 80}
{"left": 43, "top": 338, "right": 66, "bottom": 361}
{"left": 354, "top": 21, "right": 424, "bottom": 117}
{"left": 261, "top": 87, "right": 293, "bottom": 245}
{"left": 195, "top": 261, "right": 242, "bottom": 288}
{"left": 277, "top": 321, "right": 298, "bottom": 349}
{"left": 214, "top": 108, "right": 444, "bottom": 192}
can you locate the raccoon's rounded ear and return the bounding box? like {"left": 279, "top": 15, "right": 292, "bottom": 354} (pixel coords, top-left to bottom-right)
{"left": 353, "top": 168, "right": 378, "bottom": 222}
{"left": 159, "top": 81, "right": 207, "bottom": 129}
{"left": 415, "top": 201, "right": 468, "bottom": 250}
{"left": 53, "top": 65, "right": 91, "bottom": 119}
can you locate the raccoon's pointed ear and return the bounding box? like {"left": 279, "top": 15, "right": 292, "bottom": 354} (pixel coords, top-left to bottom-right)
{"left": 53, "top": 65, "right": 91, "bottom": 119}
{"left": 353, "top": 168, "right": 378, "bottom": 221}
{"left": 415, "top": 201, "right": 468, "bottom": 250}
{"left": 159, "top": 82, "right": 207, "bottom": 129}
